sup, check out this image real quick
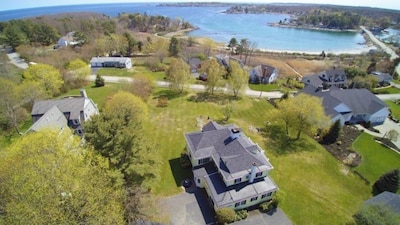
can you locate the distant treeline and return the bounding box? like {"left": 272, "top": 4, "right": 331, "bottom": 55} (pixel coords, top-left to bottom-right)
{"left": 225, "top": 3, "right": 400, "bottom": 29}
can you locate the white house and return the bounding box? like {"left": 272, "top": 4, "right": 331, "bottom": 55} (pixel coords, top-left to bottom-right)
{"left": 184, "top": 121, "right": 278, "bottom": 210}
{"left": 30, "top": 89, "right": 99, "bottom": 136}
{"left": 249, "top": 64, "right": 278, "bottom": 84}
{"left": 90, "top": 57, "right": 132, "bottom": 69}
{"left": 57, "top": 31, "right": 79, "bottom": 48}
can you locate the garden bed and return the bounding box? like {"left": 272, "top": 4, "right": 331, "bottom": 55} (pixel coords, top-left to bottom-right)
{"left": 318, "top": 125, "right": 362, "bottom": 167}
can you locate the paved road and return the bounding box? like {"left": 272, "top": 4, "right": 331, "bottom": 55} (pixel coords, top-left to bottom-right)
{"left": 361, "top": 26, "right": 400, "bottom": 75}
{"left": 88, "top": 75, "right": 284, "bottom": 99}
{"left": 7, "top": 52, "right": 29, "bottom": 69}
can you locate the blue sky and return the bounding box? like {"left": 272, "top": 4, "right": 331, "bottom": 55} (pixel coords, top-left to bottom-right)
{"left": 1, "top": 0, "right": 399, "bottom": 11}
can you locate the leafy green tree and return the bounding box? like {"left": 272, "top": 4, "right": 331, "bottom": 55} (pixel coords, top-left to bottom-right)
{"left": 119, "top": 74, "right": 154, "bottom": 102}
{"left": 95, "top": 74, "right": 105, "bottom": 87}
{"left": 268, "top": 93, "right": 330, "bottom": 141}
{"left": 123, "top": 32, "right": 136, "bottom": 56}
{"left": 168, "top": 36, "right": 180, "bottom": 57}
{"left": 345, "top": 66, "right": 367, "bottom": 79}
{"left": 166, "top": 58, "right": 190, "bottom": 93}
{"left": 1, "top": 25, "right": 23, "bottom": 51}
{"left": 353, "top": 204, "right": 400, "bottom": 225}
{"left": 72, "top": 31, "right": 87, "bottom": 46}
{"left": 352, "top": 75, "right": 378, "bottom": 90}
{"left": 0, "top": 78, "right": 27, "bottom": 133}
{"left": 84, "top": 92, "right": 161, "bottom": 188}
{"left": 23, "top": 63, "right": 63, "bottom": 96}
{"left": 373, "top": 169, "right": 400, "bottom": 195}
{"left": 201, "top": 58, "right": 225, "bottom": 95}
{"left": 0, "top": 129, "right": 125, "bottom": 225}
{"left": 66, "top": 58, "right": 90, "bottom": 83}
{"left": 216, "top": 208, "right": 237, "bottom": 224}
{"left": 18, "top": 80, "right": 47, "bottom": 110}
{"left": 228, "top": 60, "right": 248, "bottom": 97}
{"left": 322, "top": 119, "right": 342, "bottom": 144}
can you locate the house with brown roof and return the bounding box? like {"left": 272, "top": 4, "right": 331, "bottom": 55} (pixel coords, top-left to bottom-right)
{"left": 249, "top": 64, "right": 278, "bottom": 84}
{"left": 184, "top": 121, "right": 278, "bottom": 210}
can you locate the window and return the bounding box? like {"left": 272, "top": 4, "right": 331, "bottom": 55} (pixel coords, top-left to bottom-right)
{"left": 198, "top": 157, "right": 210, "bottom": 165}
{"left": 255, "top": 171, "right": 263, "bottom": 178}
{"left": 262, "top": 192, "right": 273, "bottom": 199}
{"left": 234, "top": 178, "right": 242, "bottom": 184}
{"left": 235, "top": 200, "right": 247, "bottom": 207}
{"left": 261, "top": 194, "right": 267, "bottom": 199}
{"left": 250, "top": 196, "right": 258, "bottom": 202}
{"left": 267, "top": 192, "right": 273, "bottom": 197}
{"left": 235, "top": 202, "right": 240, "bottom": 207}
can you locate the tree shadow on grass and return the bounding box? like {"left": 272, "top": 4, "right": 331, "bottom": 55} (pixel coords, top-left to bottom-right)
{"left": 262, "top": 124, "right": 316, "bottom": 155}
{"left": 168, "top": 158, "right": 193, "bottom": 188}
{"left": 153, "top": 89, "right": 188, "bottom": 100}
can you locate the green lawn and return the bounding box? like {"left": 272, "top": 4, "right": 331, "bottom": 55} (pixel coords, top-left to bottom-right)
{"left": 11, "top": 81, "right": 385, "bottom": 224}
{"left": 352, "top": 132, "right": 400, "bottom": 191}
{"left": 248, "top": 79, "right": 295, "bottom": 92}
{"left": 374, "top": 86, "right": 400, "bottom": 94}
{"left": 95, "top": 67, "right": 135, "bottom": 77}
{"left": 385, "top": 100, "right": 400, "bottom": 120}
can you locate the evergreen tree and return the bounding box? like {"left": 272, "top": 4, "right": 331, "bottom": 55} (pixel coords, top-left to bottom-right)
{"left": 95, "top": 74, "right": 105, "bottom": 87}
{"left": 322, "top": 119, "right": 341, "bottom": 144}
{"left": 168, "top": 36, "right": 180, "bottom": 57}
{"left": 373, "top": 169, "right": 400, "bottom": 195}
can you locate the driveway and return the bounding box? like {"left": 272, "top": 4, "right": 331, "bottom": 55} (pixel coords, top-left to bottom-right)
{"left": 159, "top": 184, "right": 292, "bottom": 225}
{"left": 7, "top": 52, "right": 29, "bottom": 69}
{"left": 356, "top": 118, "right": 400, "bottom": 150}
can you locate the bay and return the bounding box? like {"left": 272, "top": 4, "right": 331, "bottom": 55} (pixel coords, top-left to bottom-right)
{"left": 0, "top": 3, "right": 370, "bottom": 53}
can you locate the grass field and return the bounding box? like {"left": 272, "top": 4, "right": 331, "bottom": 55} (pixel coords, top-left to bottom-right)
{"left": 352, "top": 132, "right": 400, "bottom": 193}
{"left": 374, "top": 86, "right": 400, "bottom": 94}
{"left": 6, "top": 79, "right": 382, "bottom": 224}
{"left": 385, "top": 100, "right": 400, "bottom": 120}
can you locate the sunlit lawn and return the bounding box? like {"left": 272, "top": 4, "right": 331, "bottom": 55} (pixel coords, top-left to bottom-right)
{"left": 374, "top": 86, "right": 400, "bottom": 94}
{"left": 352, "top": 132, "right": 400, "bottom": 193}
{"left": 385, "top": 100, "right": 400, "bottom": 120}
{"left": 248, "top": 79, "right": 294, "bottom": 92}
{"left": 53, "top": 82, "right": 377, "bottom": 224}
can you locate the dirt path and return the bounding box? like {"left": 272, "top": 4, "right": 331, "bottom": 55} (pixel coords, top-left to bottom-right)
{"left": 284, "top": 63, "right": 303, "bottom": 78}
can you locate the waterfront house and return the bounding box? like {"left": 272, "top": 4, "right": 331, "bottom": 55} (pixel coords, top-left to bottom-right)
{"left": 371, "top": 71, "right": 392, "bottom": 86}
{"left": 57, "top": 31, "right": 80, "bottom": 48}
{"left": 184, "top": 121, "right": 278, "bottom": 210}
{"left": 301, "top": 85, "right": 389, "bottom": 126}
{"left": 249, "top": 64, "right": 278, "bottom": 84}
{"left": 30, "top": 89, "right": 99, "bottom": 136}
{"left": 90, "top": 57, "right": 132, "bottom": 69}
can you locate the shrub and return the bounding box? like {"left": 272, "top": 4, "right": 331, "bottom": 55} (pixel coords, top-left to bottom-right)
{"left": 259, "top": 200, "right": 274, "bottom": 212}
{"left": 235, "top": 210, "right": 248, "bottom": 220}
{"left": 157, "top": 97, "right": 169, "bottom": 107}
{"left": 216, "top": 208, "right": 236, "bottom": 224}
{"left": 180, "top": 152, "right": 191, "bottom": 168}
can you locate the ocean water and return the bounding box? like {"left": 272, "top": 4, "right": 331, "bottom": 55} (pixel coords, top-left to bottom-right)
{"left": 0, "top": 3, "right": 368, "bottom": 53}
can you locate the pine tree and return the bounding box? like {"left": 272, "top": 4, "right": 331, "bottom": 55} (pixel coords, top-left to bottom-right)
{"left": 95, "top": 74, "right": 105, "bottom": 87}
{"left": 322, "top": 119, "right": 341, "bottom": 144}
{"left": 373, "top": 169, "right": 400, "bottom": 195}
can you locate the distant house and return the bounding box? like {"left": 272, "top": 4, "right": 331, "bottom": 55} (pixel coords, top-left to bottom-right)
{"left": 249, "top": 64, "right": 278, "bottom": 84}
{"left": 90, "top": 57, "right": 132, "bottom": 69}
{"left": 57, "top": 31, "right": 79, "bottom": 48}
{"left": 184, "top": 121, "right": 278, "bottom": 210}
{"left": 364, "top": 191, "right": 400, "bottom": 215}
{"left": 188, "top": 57, "right": 202, "bottom": 73}
{"left": 301, "top": 68, "right": 348, "bottom": 89}
{"left": 30, "top": 89, "right": 99, "bottom": 136}
{"left": 215, "top": 54, "right": 244, "bottom": 69}
{"left": 371, "top": 71, "right": 392, "bottom": 86}
{"left": 301, "top": 85, "right": 389, "bottom": 126}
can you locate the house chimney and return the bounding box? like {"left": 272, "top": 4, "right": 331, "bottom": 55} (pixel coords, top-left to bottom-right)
{"left": 230, "top": 128, "right": 241, "bottom": 140}
{"left": 80, "top": 89, "right": 88, "bottom": 98}
{"left": 249, "top": 162, "right": 257, "bottom": 183}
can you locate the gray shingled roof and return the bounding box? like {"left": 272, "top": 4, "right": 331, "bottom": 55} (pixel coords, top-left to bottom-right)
{"left": 31, "top": 97, "right": 85, "bottom": 120}
{"left": 365, "top": 191, "right": 400, "bottom": 214}
{"left": 27, "top": 105, "right": 67, "bottom": 133}
{"left": 300, "top": 86, "right": 387, "bottom": 118}
{"left": 205, "top": 172, "right": 278, "bottom": 208}
{"left": 185, "top": 122, "right": 273, "bottom": 179}
{"left": 302, "top": 69, "right": 347, "bottom": 88}
{"left": 90, "top": 57, "right": 130, "bottom": 64}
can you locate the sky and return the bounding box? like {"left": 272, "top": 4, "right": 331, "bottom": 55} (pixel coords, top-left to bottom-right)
{"left": 1, "top": 0, "right": 399, "bottom": 12}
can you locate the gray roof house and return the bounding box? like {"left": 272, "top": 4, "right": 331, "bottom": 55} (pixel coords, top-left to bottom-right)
{"left": 364, "top": 191, "right": 400, "bottom": 215}
{"left": 184, "top": 121, "right": 278, "bottom": 210}
{"left": 90, "top": 57, "right": 132, "bottom": 69}
{"left": 57, "top": 31, "right": 80, "bottom": 48}
{"left": 302, "top": 68, "right": 348, "bottom": 89}
{"left": 215, "top": 54, "right": 244, "bottom": 69}
{"left": 249, "top": 64, "right": 278, "bottom": 84}
{"left": 30, "top": 89, "right": 99, "bottom": 136}
{"left": 371, "top": 71, "right": 392, "bottom": 86}
{"left": 301, "top": 85, "right": 389, "bottom": 126}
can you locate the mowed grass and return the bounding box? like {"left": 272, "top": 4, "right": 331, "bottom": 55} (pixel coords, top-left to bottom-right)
{"left": 96, "top": 67, "right": 135, "bottom": 77}
{"left": 385, "top": 100, "right": 400, "bottom": 120}
{"left": 58, "top": 84, "right": 372, "bottom": 224}
{"left": 62, "top": 83, "right": 118, "bottom": 109}
{"left": 352, "top": 132, "right": 400, "bottom": 192}
{"left": 374, "top": 86, "right": 400, "bottom": 94}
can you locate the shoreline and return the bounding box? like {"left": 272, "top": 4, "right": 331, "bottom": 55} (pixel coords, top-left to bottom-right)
{"left": 268, "top": 23, "right": 360, "bottom": 33}
{"left": 255, "top": 45, "right": 377, "bottom": 55}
